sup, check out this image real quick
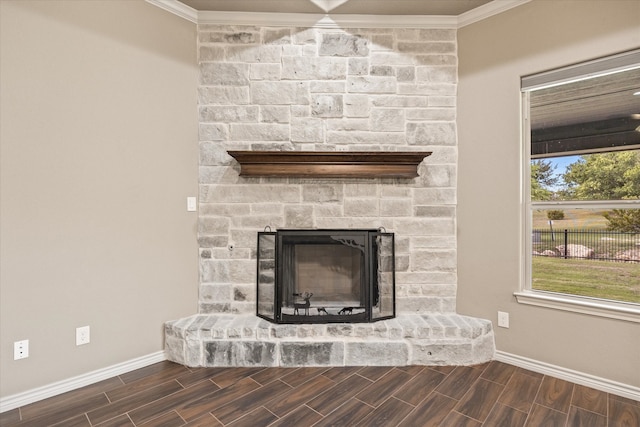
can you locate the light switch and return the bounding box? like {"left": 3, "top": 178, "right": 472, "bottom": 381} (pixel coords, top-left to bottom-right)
{"left": 187, "top": 197, "right": 197, "bottom": 212}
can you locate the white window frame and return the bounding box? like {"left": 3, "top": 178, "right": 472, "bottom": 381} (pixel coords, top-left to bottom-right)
{"left": 516, "top": 50, "right": 640, "bottom": 323}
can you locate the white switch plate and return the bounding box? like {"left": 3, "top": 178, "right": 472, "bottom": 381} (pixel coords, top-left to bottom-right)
{"left": 76, "top": 326, "right": 90, "bottom": 346}
{"left": 14, "top": 340, "right": 29, "bottom": 360}
{"left": 498, "top": 311, "right": 510, "bottom": 328}
{"left": 187, "top": 197, "right": 197, "bottom": 212}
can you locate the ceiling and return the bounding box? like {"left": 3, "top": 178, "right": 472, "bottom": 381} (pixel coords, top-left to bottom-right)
{"left": 178, "top": 0, "right": 494, "bottom": 15}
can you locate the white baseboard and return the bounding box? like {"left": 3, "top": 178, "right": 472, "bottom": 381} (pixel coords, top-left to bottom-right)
{"left": 0, "top": 351, "right": 167, "bottom": 413}
{"left": 495, "top": 350, "right": 640, "bottom": 401}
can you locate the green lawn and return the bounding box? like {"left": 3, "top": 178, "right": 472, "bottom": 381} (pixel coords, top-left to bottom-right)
{"left": 532, "top": 257, "right": 640, "bottom": 303}
{"left": 532, "top": 209, "right": 610, "bottom": 229}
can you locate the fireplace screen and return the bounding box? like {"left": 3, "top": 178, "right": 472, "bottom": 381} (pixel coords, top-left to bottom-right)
{"left": 256, "top": 229, "right": 395, "bottom": 324}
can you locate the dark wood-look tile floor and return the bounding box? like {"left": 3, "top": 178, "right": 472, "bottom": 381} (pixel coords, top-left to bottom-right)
{"left": 1, "top": 361, "right": 638, "bottom": 427}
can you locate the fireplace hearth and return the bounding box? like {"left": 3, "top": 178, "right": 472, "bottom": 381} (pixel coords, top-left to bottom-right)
{"left": 256, "top": 229, "right": 395, "bottom": 324}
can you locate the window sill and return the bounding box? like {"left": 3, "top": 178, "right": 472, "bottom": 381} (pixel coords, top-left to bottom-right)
{"left": 514, "top": 291, "right": 640, "bottom": 323}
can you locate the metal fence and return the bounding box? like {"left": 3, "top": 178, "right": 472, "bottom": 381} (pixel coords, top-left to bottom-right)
{"left": 532, "top": 229, "right": 639, "bottom": 262}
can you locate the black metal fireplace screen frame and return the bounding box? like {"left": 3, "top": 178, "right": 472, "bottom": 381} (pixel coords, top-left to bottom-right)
{"left": 256, "top": 229, "right": 395, "bottom": 324}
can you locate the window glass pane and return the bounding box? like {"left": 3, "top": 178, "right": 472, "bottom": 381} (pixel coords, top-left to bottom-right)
{"left": 530, "top": 67, "right": 640, "bottom": 158}
{"left": 530, "top": 150, "right": 640, "bottom": 202}
{"left": 531, "top": 208, "right": 640, "bottom": 303}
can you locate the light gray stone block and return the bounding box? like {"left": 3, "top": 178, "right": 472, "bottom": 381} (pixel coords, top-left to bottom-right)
{"left": 345, "top": 341, "right": 408, "bottom": 365}
{"left": 282, "top": 57, "right": 346, "bottom": 80}
{"left": 371, "top": 109, "right": 405, "bottom": 131}
{"left": 251, "top": 81, "right": 309, "bottom": 105}
{"left": 200, "top": 63, "right": 250, "bottom": 85}
{"left": 302, "top": 184, "right": 343, "bottom": 203}
{"left": 418, "top": 29, "right": 456, "bottom": 41}
{"left": 347, "top": 76, "right": 396, "bottom": 93}
{"left": 263, "top": 28, "right": 291, "bottom": 45}
{"left": 205, "top": 341, "right": 277, "bottom": 366}
{"left": 199, "top": 125, "right": 229, "bottom": 143}
{"left": 320, "top": 33, "right": 369, "bottom": 57}
{"left": 200, "top": 283, "right": 233, "bottom": 302}
{"left": 291, "top": 117, "right": 324, "bottom": 142}
{"left": 230, "top": 123, "right": 289, "bottom": 141}
{"left": 407, "top": 122, "right": 456, "bottom": 145}
{"left": 344, "top": 199, "right": 379, "bottom": 217}
{"left": 344, "top": 94, "right": 370, "bottom": 117}
{"left": 260, "top": 105, "right": 290, "bottom": 123}
{"left": 397, "top": 42, "right": 456, "bottom": 54}
{"left": 250, "top": 63, "right": 282, "bottom": 80}
{"left": 227, "top": 45, "right": 281, "bottom": 63}
{"left": 410, "top": 340, "right": 472, "bottom": 365}
{"left": 199, "top": 106, "right": 258, "bottom": 123}
{"left": 310, "top": 81, "right": 345, "bottom": 93}
{"left": 348, "top": 58, "right": 369, "bottom": 75}
{"left": 199, "top": 45, "right": 224, "bottom": 62}
{"left": 312, "top": 94, "right": 343, "bottom": 118}
{"left": 280, "top": 342, "right": 344, "bottom": 366}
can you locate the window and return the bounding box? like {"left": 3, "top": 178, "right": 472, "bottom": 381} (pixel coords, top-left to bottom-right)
{"left": 517, "top": 50, "right": 640, "bottom": 321}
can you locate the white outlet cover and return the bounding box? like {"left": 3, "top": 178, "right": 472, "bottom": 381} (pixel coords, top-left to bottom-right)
{"left": 14, "top": 340, "right": 29, "bottom": 360}
{"left": 76, "top": 326, "right": 90, "bottom": 346}
{"left": 497, "top": 311, "right": 510, "bottom": 328}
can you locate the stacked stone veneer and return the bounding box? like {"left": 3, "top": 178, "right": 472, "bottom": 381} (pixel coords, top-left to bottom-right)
{"left": 165, "top": 23, "right": 495, "bottom": 367}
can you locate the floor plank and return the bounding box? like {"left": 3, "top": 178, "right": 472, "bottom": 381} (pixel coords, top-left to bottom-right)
{"left": 306, "top": 373, "right": 373, "bottom": 415}
{"left": 609, "top": 397, "right": 640, "bottom": 427}
{"left": 354, "top": 396, "right": 414, "bottom": 427}
{"left": 312, "top": 398, "right": 373, "bottom": 427}
{"left": 455, "top": 377, "right": 504, "bottom": 422}
{"left": 87, "top": 381, "right": 184, "bottom": 425}
{"left": 566, "top": 405, "right": 606, "bottom": 427}
{"left": 498, "top": 370, "right": 543, "bottom": 413}
{"left": 535, "top": 376, "right": 574, "bottom": 413}
{"left": 268, "top": 405, "right": 323, "bottom": 427}
{"left": 435, "top": 366, "right": 484, "bottom": 400}
{"left": 398, "top": 391, "right": 458, "bottom": 427}
{"left": 128, "top": 380, "right": 220, "bottom": 425}
{"left": 177, "top": 376, "right": 261, "bottom": 422}
{"left": 393, "top": 368, "right": 446, "bottom": 406}
{"left": 571, "top": 384, "right": 608, "bottom": 416}
{"left": 355, "top": 368, "right": 413, "bottom": 407}
{"left": 483, "top": 403, "right": 528, "bottom": 427}
{"left": 264, "top": 374, "right": 334, "bottom": 417}
{"left": 525, "top": 404, "right": 568, "bottom": 426}
{"left": 210, "top": 379, "right": 291, "bottom": 425}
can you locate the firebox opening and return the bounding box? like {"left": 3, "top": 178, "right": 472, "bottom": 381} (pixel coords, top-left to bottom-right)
{"left": 256, "top": 229, "right": 395, "bottom": 324}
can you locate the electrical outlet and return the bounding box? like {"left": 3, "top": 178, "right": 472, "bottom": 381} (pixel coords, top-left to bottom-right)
{"left": 497, "top": 311, "right": 510, "bottom": 328}
{"left": 14, "top": 340, "right": 29, "bottom": 360}
{"left": 76, "top": 326, "right": 90, "bottom": 346}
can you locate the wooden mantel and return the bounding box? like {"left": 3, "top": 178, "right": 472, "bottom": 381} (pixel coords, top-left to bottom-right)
{"left": 227, "top": 151, "right": 432, "bottom": 178}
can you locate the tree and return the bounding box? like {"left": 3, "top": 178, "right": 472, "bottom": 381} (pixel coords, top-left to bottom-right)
{"left": 530, "top": 159, "right": 559, "bottom": 201}
{"left": 603, "top": 209, "right": 640, "bottom": 233}
{"left": 562, "top": 151, "right": 640, "bottom": 232}
{"left": 562, "top": 151, "right": 640, "bottom": 200}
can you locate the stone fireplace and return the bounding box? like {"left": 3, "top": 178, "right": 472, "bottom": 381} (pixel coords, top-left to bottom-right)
{"left": 164, "top": 23, "right": 495, "bottom": 367}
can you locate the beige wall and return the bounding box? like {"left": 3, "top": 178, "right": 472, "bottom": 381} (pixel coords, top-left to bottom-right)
{"left": 458, "top": 0, "right": 640, "bottom": 387}
{"left": 0, "top": 0, "right": 198, "bottom": 397}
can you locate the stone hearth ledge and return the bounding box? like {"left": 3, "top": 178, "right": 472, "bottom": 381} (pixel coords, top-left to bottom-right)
{"left": 164, "top": 314, "right": 495, "bottom": 367}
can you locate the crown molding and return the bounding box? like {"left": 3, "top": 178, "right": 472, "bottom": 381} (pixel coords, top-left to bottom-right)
{"left": 147, "top": 0, "right": 531, "bottom": 28}
{"left": 197, "top": 11, "right": 457, "bottom": 28}
{"left": 458, "top": 0, "right": 532, "bottom": 28}
{"left": 146, "top": 0, "right": 198, "bottom": 23}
